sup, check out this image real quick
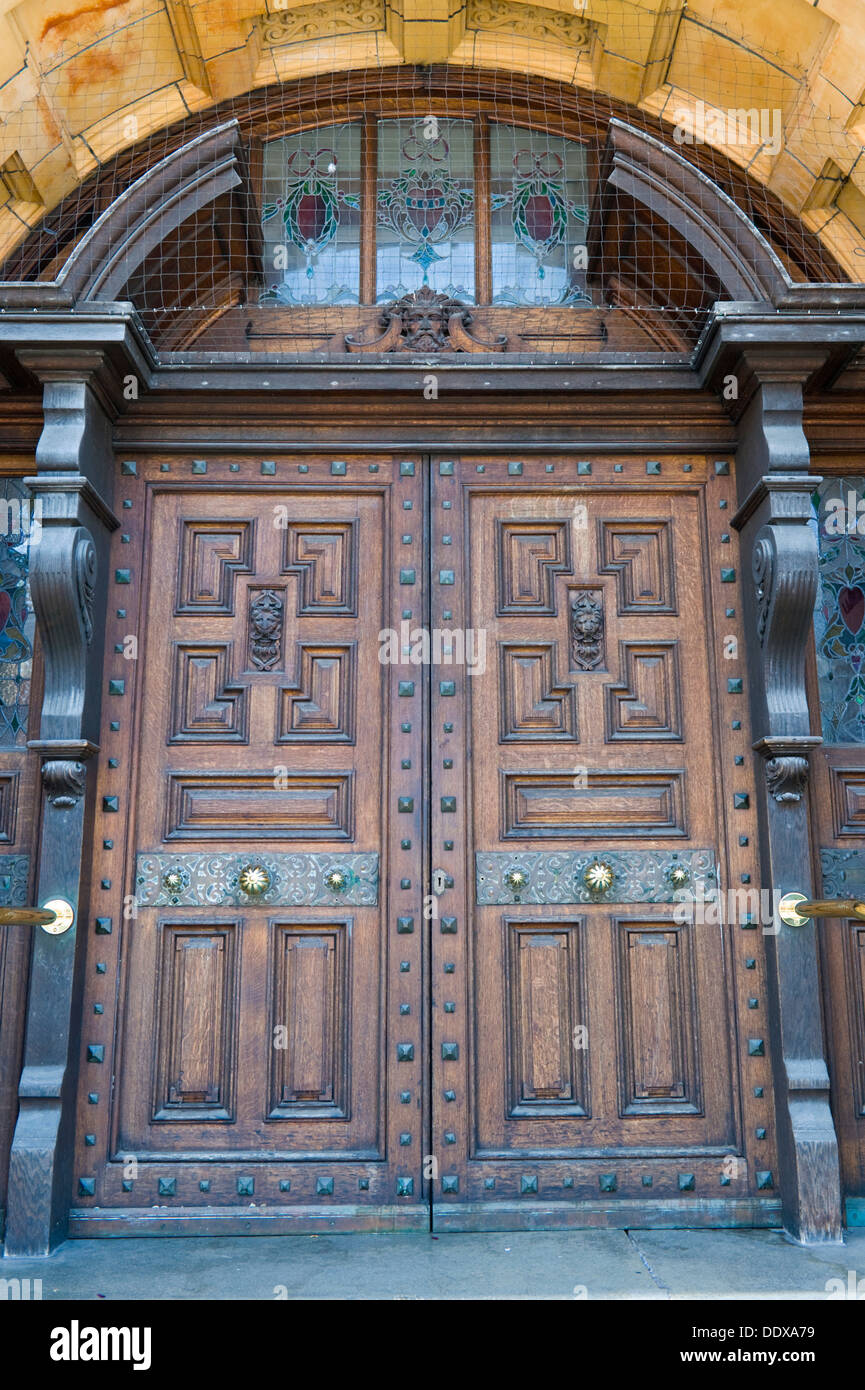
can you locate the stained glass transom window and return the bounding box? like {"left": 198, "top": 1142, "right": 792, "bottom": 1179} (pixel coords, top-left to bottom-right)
{"left": 490, "top": 125, "right": 589, "bottom": 306}
{"left": 261, "top": 124, "right": 361, "bottom": 306}
{"left": 813, "top": 477, "right": 865, "bottom": 744}
{"left": 0, "top": 479, "right": 36, "bottom": 747}
{"left": 260, "top": 119, "right": 589, "bottom": 309}
{"left": 376, "top": 119, "right": 475, "bottom": 303}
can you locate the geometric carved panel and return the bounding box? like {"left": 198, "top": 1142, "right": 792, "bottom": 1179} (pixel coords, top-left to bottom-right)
{"left": 164, "top": 772, "right": 353, "bottom": 839}
{"left": 598, "top": 519, "right": 677, "bottom": 614}
{"left": 0, "top": 771, "right": 19, "bottom": 842}
{"left": 170, "top": 644, "right": 247, "bottom": 742}
{"left": 176, "top": 520, "right": 254, "bottom": 614}
{"left": 152, "top": 923, "right": 239, "bottom": 1121}
{"left": 496, "top": 520, "right": 572, "bottom": 615}
{"left": 615, "top": 920, "right": 701, "bottom": 1115}
{"left": 605, "top": 642, "right": 682, "bottom": 741}
{"left": 830, "top": 768, "right": 865, "bottom": 837}
{"left": 505, "top": 920, "right": 589, "bottom": 1117}
{"left": 282, "top": 521, "right": 357, "bottom": 615}
{"left": 501, "top": 770, "right": 687, "bottom": 837}
{"left": 278, "top": 644, "right": 356, "bottom": 742}
{"left": 499, "top": 644, "right": 577, "bottom": 741}
{"left": 269, "top": 922, "right": 350, "bottom": 1118}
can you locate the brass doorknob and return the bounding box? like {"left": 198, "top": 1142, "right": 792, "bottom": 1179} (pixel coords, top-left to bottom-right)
{"left": 778, "top": 892, "right": 865, "bottom": 927}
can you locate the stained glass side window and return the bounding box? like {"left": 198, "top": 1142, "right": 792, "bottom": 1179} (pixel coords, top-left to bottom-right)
{"left": 489, "top": 124, "right": 590, "bottom": 307}
{"left": 260, "top": 124, "right": 362, "bottom": 305}
{"left": 813, "top": 476, "right": 865, "bottom": 744}
{"left": 376, "top": 119, "right": 475, "bottom": 303}
{"left": 0, "top": 479, "right": 36, "bottom": 747}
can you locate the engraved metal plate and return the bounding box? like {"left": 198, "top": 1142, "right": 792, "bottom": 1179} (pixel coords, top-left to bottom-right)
{"left": 135, "top": 852, "right": 379, "bottom": 907}
{"left": 475, "top": 849, "right": 717, "bottom": 905}
{"left": 820, "top": 848, "right": 865, "bottom": 898}
{"left": 0, "top": 855, "right": 30, "bottom": 907}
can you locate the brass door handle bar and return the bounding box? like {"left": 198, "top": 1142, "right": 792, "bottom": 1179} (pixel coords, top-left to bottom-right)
{"left": 0, "top": 907, "right": 57, "bottom": 926}
{"left": 778, "top": 893, "right": 865, "bottom": 927}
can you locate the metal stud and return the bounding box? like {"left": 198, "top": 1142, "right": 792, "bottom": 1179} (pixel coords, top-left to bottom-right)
{"left": 87, "top": 1045, "right": 104, "bottom": 1063}
{"left": 158, "top": 1178, "right": 176, "bottom": 1196}
{"left": 441, "top": 1176, "right": 458, "bottom": 1193}
{"left": 520, "top": 1175, "right": 538, "bottom": 1194}
{"left": 599, "top": 1173, "right": 617, "bottom": 1192}
{"left": 397, "top": 1177, "right": 414, "bottom": 1195}
{"left": 237, "top": 1177, "right": 254, "bottom": 1196}
{"left": 756, "top": 1171, "right": 774, "bottom": 1189}
{"left": 678, "top": 1173, "right": 695, "bottom": 1191}
{"left": 441, "top": 1043, "right": 459, "bottom": 1060}
{"left": 748, "top": 1039, "right": 765, "bottom": 1056}
{"left": 78, "top": 1178, "right": 95, "bottom": 1196}
{"left": 200, "top": 1181, "right": 210, "bottom": 1192}
{"left": 95, "top": 918, "right": 112, "bottom": 935}
{"left": 317, "top": 1177, "right": 334, "bottom": 1195}
{"left": 397, "top": 1043, "right": 414, "bottom": 1061}
{"left": 439, "top": 570, "right": 455, "bottom": 585}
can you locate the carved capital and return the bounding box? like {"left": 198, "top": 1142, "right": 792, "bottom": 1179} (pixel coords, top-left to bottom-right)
{"left": 41, "top": 759, "right": 87, "bottom": 809}
{"left": 753, "top": 735, "right": 822, "bottom": 804}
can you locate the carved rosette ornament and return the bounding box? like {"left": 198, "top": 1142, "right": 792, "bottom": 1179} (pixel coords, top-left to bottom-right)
{"left": 570, "top": 589, "right": 604, "bottom": 670}
{"left": 345, "top": 286, "right": 508, "bottom": 354}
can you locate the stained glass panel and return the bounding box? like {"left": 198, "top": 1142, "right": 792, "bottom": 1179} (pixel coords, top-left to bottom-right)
{"left": 489, "top": 124, "right": 590, "bottom": 307}
{"left": 813, "top": 476, "right": 865, "bottom": 743}
{"left": 376, "top": 119, "right": 475, "bottom": 303}
{"left": 0, "top": 479, "right": 36, "bottom": 748}
{"left": 260, "top": 124, "right": 361, "bottom": 305}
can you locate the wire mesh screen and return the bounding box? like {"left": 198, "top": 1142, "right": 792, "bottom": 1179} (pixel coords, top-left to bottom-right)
{"left": 0, "top": 3, "right": 856, "bottom": 361}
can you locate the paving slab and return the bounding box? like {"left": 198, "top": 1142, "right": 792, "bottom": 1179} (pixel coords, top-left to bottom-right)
{"left": 2, "top": 1227, "right": 864, "bottom": 1300}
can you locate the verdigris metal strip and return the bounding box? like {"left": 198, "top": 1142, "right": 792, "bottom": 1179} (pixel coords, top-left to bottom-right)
{"left": 475, "top": 849, "right": 717, "bottom": 905}
{"left": 820, "top": 848, "right": 865, "bottom": 898}
{"left": 0, "top": 854, "right": 30, "bottom": 907}
{"left": 135, "top": 851, "right": 379, "bottom": 907}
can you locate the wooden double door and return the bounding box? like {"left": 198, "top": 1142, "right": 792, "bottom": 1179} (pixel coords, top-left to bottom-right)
{"left": 71, "top": 451, "right": 779, "bottom": 1234}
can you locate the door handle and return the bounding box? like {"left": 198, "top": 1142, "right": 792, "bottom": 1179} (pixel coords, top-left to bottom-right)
{"left": 778, "top": 892, "right": 865, "bottom": 927}
{"left": 0, "top": 898, "right": 74, "bottom": 933}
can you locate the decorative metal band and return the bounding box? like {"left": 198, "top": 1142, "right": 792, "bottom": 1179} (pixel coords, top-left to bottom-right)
{"left": 135, "top": 852, "right": 379, "bottom": 908}
{"left": 0, "top": 854, "right": 30, "bottom": 907}
{"left": 820, "top": 849, "right": 865, "bottom": 898}
{"left": 475, "top": 849, "right": 717, "bottom": 905}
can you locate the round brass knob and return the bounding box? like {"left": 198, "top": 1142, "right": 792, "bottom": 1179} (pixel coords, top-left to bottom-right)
{"left": 324, "top": 868, "right": 349, "bottom": 893}
{"left": 237, "top": 864, "right": 272, "bottom": 896}
{"left": 504, "top": 868, "right": 530, "bottom": 893}
{"left": 584, "top": 860, "right": 614, "bottom": 894}
{"left": 668, "top": 864, "right": 690, "bottom": 889}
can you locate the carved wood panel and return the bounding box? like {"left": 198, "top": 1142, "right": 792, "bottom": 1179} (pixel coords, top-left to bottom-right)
{"left": 431, "top": 454, "right": 773, "bottom": 1229}
{"left": 71, "top": 456, "right": 426, "bottom": 1226}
